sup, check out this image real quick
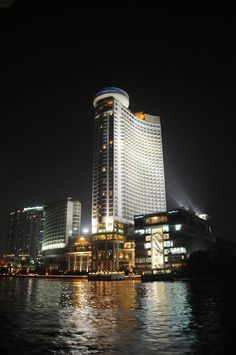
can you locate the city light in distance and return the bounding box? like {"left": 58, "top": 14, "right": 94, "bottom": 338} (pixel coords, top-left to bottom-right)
{"left": 82, "top": 228, "right": 89, "bottom": 234}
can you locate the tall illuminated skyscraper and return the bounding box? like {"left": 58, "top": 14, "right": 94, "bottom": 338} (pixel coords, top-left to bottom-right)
{"left": 92, "top": 87, "right": 166, "bottom": 271}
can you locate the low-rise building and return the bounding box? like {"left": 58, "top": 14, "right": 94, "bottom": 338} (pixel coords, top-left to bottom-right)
{"left": 91, "top": 223, "right": 135, "bottom": 272}
{"left": 67, "top": 236, "right": 92, "bottom": 273}
{"left": 134, "top": 208, "right": 214, "bottom": 273}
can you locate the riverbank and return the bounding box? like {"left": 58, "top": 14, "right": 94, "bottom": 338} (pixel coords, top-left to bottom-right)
{"left": 1, "top": 273, "right": 232, "bottom": 282}
{"left": 0, "top": 274, "right": 141, "bottom": 280}
{"left": 0, "top": 274, "right": 88, "bottom": 279}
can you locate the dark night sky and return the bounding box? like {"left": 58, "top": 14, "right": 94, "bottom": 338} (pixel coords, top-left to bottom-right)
{"left": 0, "top": 1, "right": 235, "bottom": 256}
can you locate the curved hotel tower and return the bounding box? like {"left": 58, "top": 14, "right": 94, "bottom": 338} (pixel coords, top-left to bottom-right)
{"left": 92, "top": 88, "right": 166, "bottom": 271}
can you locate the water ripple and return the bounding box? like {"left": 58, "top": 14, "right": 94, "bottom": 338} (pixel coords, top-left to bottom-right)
{"left": 0, "top": 278, "right": 235, "bottom": 354}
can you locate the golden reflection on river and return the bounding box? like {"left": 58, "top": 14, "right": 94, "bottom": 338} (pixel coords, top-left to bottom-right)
{"left": 0, "top": 278, "right": 234, "bottom": 354}
{"left": 56, "top": 280, "right": 194, "bottom": 353}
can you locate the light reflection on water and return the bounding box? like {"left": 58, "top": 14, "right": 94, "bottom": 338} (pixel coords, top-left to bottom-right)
{"left": 0, "top": 278, "right": 235, "bottom": 354}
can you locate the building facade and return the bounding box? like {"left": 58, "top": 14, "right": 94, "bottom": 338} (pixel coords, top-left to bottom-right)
{"left": 5, "top": 206, "right": 44, "bottom": 262}
{"left": 92, "top": 87, "right": 166, "bottom": 271}
{"left": 42, "top": 197, "right": 81, "bottom": 271}
{"left": 67, "top": 236, "right": 92, "bottom": 273}
{"left": 134, "top": 208, "right": 214, "bottom": 273}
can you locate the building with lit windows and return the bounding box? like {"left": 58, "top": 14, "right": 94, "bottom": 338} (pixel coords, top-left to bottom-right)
{"left": 42, "top": 197, "right": 81, "bottom": 271}
{"left": 5, "top": 206, "right": 44, "bottom": 262}
{"left": 92, "top": 87, "right": 166, "bottom": 271}
{"left": 134, "top": 208, "right": 214, "bottom": 273}
{"left": 67, "top": 236, "right": 92, "bottom": 273}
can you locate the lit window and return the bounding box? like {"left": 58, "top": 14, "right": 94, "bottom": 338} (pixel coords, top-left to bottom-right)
{"left": 163, "top": 225, "right": 169, "bottom": 232}
{"left": 144, "top": 242, "right": 151, "bottom": 249}
{"left": 164, "top": 240, "right": 173, "bottom": 247}
{"left": 138, "top": 229, "right": 145, "bottom": 234}
{"left": 169, "top": 247, "right": 186, "bottom": 254}
{"left": 144, "top": 215, "right": 168, "bottom": 224}
{"left": 175, "top": 224, "right": 182, "bottom": 231}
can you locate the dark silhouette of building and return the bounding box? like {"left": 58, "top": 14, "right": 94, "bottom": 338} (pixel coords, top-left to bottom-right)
{"left": 5, "top": 206, "right": 44, "bottom": 262}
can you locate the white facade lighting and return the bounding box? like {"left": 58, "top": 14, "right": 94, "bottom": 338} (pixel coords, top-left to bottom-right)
{"left": 92, "top": 88, "right": 167, "bottom": 233}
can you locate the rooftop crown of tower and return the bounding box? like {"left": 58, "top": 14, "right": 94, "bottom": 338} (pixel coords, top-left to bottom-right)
{"left": 93, "top": 87, "right": 129, "bottom": 108}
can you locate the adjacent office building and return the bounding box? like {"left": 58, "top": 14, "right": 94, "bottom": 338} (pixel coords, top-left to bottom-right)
{"left": 134, "top": 208, "right": 214, "bottom": 273}
{"left": 92, "top": 87, "right": 166, "bottom": 271}
{"left": 5, "top": 206, "right": 44, "bottom": 261}
{"left": 42, "top": 197, "right": 81, "bottom": 271}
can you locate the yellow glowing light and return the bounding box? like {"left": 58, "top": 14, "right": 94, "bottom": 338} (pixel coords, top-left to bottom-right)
{"left": 134, "top": 112, "right": 145, "bottom": 120}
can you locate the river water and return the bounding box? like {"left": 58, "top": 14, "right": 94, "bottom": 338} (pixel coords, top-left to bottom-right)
{"left": 0, "top": 277, "right": 235, "bottom": 354}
